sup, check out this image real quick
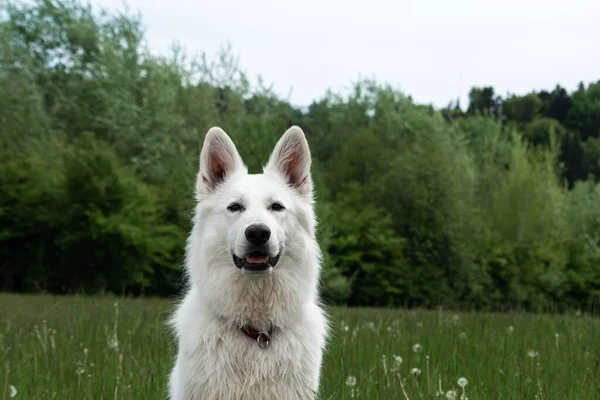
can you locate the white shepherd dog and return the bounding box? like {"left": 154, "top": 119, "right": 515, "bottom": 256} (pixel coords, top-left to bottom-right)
{"left": 168, "top": 126, "right": 329, "bottom": 399}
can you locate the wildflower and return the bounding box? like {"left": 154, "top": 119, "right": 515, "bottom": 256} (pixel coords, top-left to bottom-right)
{"left": 342, "top": 325, "right": 349, "bottom": 332}
{"left": 76, "top": 366, "right": 85, "bottom": 375}
{"left": 412, "top": 343, "right": 422, "bottom": 353}
{"left": 394, "top": 355, "right": 403, "bottom": 366}
{"left": 446, "top": 389, "right": 457, "bottom": 400}
{"left": 410, "top": 367, "right": 421, "bottom": 376}
{"left": 527, "top": 350, "right": 539, "bottom": 358}
{"left": 346, "top": 375, "right": 357, "bottom": 387}
{"left": 457, "top": 377, "right": 468, "bottom": 388}
{"left": 507, "top": 326, "right": 514, "bottom": 334}
{"left": 9, "top": 385, "right": 17, "bottom": 398}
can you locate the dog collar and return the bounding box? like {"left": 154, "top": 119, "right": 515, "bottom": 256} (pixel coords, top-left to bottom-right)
{"left": 241, "top": 325, "right": 273, "bottom": 349}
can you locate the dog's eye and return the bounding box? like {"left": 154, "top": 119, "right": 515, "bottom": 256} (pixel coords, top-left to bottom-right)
{"left": 270, "top": 202, "right": 285, "bottom": 212}
{"left": 227, "top": 203, "right": 243, "bottom": 212}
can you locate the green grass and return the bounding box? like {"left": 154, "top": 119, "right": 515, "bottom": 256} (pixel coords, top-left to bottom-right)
{"left": 1, "top": 293, "right": 599, "bottom": 399}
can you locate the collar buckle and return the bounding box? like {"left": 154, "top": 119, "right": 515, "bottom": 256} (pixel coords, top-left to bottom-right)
{"left": 241, "top": 325, "right": 273, "bottom": 349}
{"left": 256, "top": 331, "right": 271, "bottom": 348}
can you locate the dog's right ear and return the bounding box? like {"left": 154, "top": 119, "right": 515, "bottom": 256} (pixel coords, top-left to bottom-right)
{"left": 197, "top": 127, "right": 245, "bottom": 199}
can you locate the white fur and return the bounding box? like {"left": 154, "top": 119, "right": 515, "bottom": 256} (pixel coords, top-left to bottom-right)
{"left": 168, "top": 126, "right": 329, "bottom": 400}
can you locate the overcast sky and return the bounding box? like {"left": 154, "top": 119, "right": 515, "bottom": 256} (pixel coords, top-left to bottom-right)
{"left": 91, "top": 0, "right": 600, "bottom": 109}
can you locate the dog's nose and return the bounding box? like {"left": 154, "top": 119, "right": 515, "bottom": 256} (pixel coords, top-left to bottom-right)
{"left": 245, "top": 224, "right": 271, "bottom": 245}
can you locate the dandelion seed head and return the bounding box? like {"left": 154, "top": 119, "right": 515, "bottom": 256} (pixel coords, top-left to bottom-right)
{"left": 9, "top": 385, "right": 17, "bottom": 398}
{"left": 346, "top": 375, "right": 356, "bottom": 387}
{"left": 446, "top": 389, "right": 457, "bottom": 400}
{"left": 527, "top": 350, "right": 539, "bottom": 358}
{"left": 410, "top": 367, "right": 421, "bottom": 376}
{"left": 507, "top": 326, "right": 514, "bottom": 334}
{"left": 412, "top": 343, "right": 422, "bottom": 353}
{"left": 457, "top": 377, "right": 468, "bottom": 388}
{"left": 346, "top": 375, "right": 357, "bottom": 387}
{"left": 394, "top": 355, "right": 403, "bottom": 365}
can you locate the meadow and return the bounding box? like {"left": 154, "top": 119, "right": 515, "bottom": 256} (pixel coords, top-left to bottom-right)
{"left": 1, "top": 294, "right": 599, "bottom": 399}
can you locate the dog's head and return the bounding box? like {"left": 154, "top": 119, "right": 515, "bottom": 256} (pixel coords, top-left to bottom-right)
{"left": 188, "top": 126, "right": 318, "bottom": 293}
{"left": 187, "top": 126, "right": 320, "bottom": 324}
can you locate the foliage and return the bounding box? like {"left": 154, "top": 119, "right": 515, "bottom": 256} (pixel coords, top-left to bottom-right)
{"left": 1, "top": 0, "right": 600, "bottom": 310}
{"left": 0, "top": 133, "right": 183, "bottom": 295}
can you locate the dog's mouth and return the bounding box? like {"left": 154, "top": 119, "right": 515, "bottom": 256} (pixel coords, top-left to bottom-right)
{"left": 233, "top": 251, "right": 280, "bottom": 272}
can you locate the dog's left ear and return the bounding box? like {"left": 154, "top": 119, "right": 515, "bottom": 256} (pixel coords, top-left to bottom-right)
{"left": 265, "top": 126, "right": 313, "bottom": 199}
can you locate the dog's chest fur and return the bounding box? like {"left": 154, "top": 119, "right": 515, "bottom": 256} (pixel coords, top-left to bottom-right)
{"left": 171, "top": 293, "right": 326, "bottom": 400}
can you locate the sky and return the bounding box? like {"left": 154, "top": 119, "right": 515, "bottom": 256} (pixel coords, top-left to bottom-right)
{"left": 90, "top": 0, "right": 600, "bottom": 109}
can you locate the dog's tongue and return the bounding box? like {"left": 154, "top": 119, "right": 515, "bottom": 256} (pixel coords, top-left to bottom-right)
{"left": 246, "top": 255, "right": 269, "bottom": 264}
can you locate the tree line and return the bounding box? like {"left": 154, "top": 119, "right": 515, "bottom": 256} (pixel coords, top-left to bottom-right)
{"left": 1, "top": 0, "right": 600, "bottom": 311}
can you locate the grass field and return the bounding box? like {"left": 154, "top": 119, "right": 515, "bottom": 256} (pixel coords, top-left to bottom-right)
{"left": 1, "top": 294, "right": 599, "bottom": 399}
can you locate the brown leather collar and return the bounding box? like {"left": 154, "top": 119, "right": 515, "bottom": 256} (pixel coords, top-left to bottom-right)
{"left": 241, "top": 325, "right": 273, "bottom": 349}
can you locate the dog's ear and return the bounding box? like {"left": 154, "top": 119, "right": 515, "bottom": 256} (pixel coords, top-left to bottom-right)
{"left": 265, "top": 126, "right": 313, "bottom": 199}
{"left": 197, "top": 127, "right": 245, "bottom": 199}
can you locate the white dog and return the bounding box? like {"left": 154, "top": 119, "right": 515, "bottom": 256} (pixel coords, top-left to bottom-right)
{"left": 168, "top": 126, "right": 329, "bottom": 400}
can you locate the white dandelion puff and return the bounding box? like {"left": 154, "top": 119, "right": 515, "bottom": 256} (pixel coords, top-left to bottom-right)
{"left": 9, "top": 385, "right": 17, "bottom": 398}
{"left": 412, "top": 343, "right": 422, "bottom": 353}
{"left": 446, "top": 389, "right": 457, "bottom": 400}
{"left": 410, "top": 367, "right": 421, "bottom": 376}
{"left": 394, "top": 355, "right": 403, "bottom": 366}
{"left": 527, "top": 350, "right": 539, "bottom": 358}
{"left": 457, "top": 377, "right": 468, "bottom": 388}
{"left": 507, "top": 326, "right": 514, "bottom": 334}
{"left": 346, "top": 375, "right": 357, "bottom": 387}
